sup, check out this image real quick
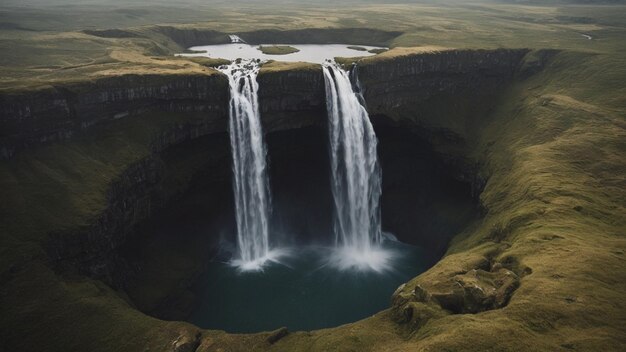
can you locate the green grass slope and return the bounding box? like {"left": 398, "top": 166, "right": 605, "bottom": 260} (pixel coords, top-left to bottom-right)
{"left": 254, "top": 47, "right": 626, "bottom": 352}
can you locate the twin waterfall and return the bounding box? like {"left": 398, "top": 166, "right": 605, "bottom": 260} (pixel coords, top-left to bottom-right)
{"left": 221, "top": 60, "right": 271, "bottom": 265}
{"left": 322, "top": 63, "right": 382, "bottom": 253}
{"left": 222, "top": 60, "right": 383, "bottom": 270}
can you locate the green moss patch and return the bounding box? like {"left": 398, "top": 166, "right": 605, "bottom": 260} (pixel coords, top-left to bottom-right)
{"left": 257, "top": 45, "right": 300, "bottom": 55}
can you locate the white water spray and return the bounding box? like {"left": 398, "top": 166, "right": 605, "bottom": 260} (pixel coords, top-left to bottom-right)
{"left": 323, "top": 62, "right": 383, "bottom": 264}
{"left": 220, "top": 60, "right": 272, "bottom": 268}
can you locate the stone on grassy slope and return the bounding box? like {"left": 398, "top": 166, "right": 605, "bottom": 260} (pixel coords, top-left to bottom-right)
{"left": 392, "top": 257, "right": 522, "bottom": 320}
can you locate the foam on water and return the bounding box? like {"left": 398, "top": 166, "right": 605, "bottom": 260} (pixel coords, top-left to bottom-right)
{"left": 230, "top": 247, "right": 292, "bottom": 272}
{"left": 324, "top": 244, "right": 396, "bottom": 273}
{"left": 192, "top": 239, "right": 427, "bottom": 332}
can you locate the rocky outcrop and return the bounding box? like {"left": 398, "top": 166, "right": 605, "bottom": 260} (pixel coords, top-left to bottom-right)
{"left": 391, "top": 248, "right": 531, "bottom": 327}
{"left": 427, "top": 267, "right": 520, "bottom": 314}
{"left": 391, "top": 268, "right": 520, "bottom": 326}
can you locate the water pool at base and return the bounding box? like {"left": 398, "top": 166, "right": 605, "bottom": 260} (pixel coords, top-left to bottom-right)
{"left": 190, "top": 239, "right": 428, "bottom": 333}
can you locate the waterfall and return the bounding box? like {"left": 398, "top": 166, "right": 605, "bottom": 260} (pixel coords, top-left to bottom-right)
{"left": 220, "top": 60, "right": 272, "bottom": 266}
{"left": 322, "top": 62, "right": 382, "bottom": 254}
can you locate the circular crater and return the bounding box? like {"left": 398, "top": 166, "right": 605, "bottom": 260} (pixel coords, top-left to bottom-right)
{"left": 118, "top": 119, "right": 479, "bottom": 332}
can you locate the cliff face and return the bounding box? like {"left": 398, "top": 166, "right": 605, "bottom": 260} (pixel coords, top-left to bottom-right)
{"left": 0, "top": 74, "right": 229, "bottom": 158}
{"left": 359, "top": 49, "right": 529, "bottom": 129}
{"left": 47, "top": 154, "right": 165, "bottom": 285}
{"left": 359, "top": 48, "right": 529, "bottom": 206}
{"left": 257, "top": 67, "right": 325, "bottom": 131}
{"left": 0, "top": 49, "right": 529, "bottom": 160}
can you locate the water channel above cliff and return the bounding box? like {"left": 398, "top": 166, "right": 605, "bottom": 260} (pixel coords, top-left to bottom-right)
{"left": 178, "top": 43, "right": 385, "bottom": 63}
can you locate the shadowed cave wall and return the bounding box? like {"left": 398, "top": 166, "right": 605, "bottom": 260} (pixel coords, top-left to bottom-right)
{"left": 118, "top": 120, "right": 478, "bottom": 321}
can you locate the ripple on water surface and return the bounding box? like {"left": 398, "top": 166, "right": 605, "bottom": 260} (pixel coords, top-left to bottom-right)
{"left": 191, "top": 239, "right": 428, "bottom": 333}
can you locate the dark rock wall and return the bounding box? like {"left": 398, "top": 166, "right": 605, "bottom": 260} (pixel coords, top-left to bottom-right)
{"left": 45, "top": 127, "right": 230, "bottom": 286}
{"left": 0, "top": 49, "right": 528, "bottom": 160}
{"left": 0, "top": 74, "right": 229, "bottom": 158}
{"left": 360, "top": 49, "right": 528, "bottom": 115}
{"left": 360, "top": 48, "right": 529, "bottom": 206}
{"left": 257, "top": 68, "right": 325, "bottom": 131}
{"left": 47, "top": 154, "right": 165, "bottom": 285}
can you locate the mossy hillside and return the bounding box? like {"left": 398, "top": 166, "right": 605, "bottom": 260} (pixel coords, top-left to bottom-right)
{"left": 0, "top": 260, "right": 265, "bottom": 352}
{"left": 0, "top": 110, "right": 218, "bottom": 272}
{"left": 407, "top": 53, "right": 626, "bottom": 350}
{"left": 376, "top": 50, "right": 626, "bottom": 350}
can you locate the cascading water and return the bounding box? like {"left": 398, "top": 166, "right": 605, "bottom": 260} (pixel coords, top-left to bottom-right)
{"left": 322, "top": 62, "right": 385, "bottom": 270}
{"left": 220, "top": 60, "right": 272, "bottom": 269}
{"left": 189, "top": 60, "right": 430, "bottom": 334}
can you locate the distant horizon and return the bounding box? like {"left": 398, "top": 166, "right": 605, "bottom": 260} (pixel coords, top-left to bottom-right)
{"left": 3, "top": 0, "right": 625, "bottom": 8}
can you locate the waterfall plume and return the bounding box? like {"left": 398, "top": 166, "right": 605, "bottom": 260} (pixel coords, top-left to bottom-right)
{"left": 322, "top": 62, "right": 383, "bottom": 261}
{"left": 220, "top": 60, "right": 272, "bottom": 269}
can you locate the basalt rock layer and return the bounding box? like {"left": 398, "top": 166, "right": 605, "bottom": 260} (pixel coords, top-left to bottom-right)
{"left": 0, "top": 74, "right": 228, "bottom": 158}
{"left": 0, "top": 48, "right": 526, "bottom": 159}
